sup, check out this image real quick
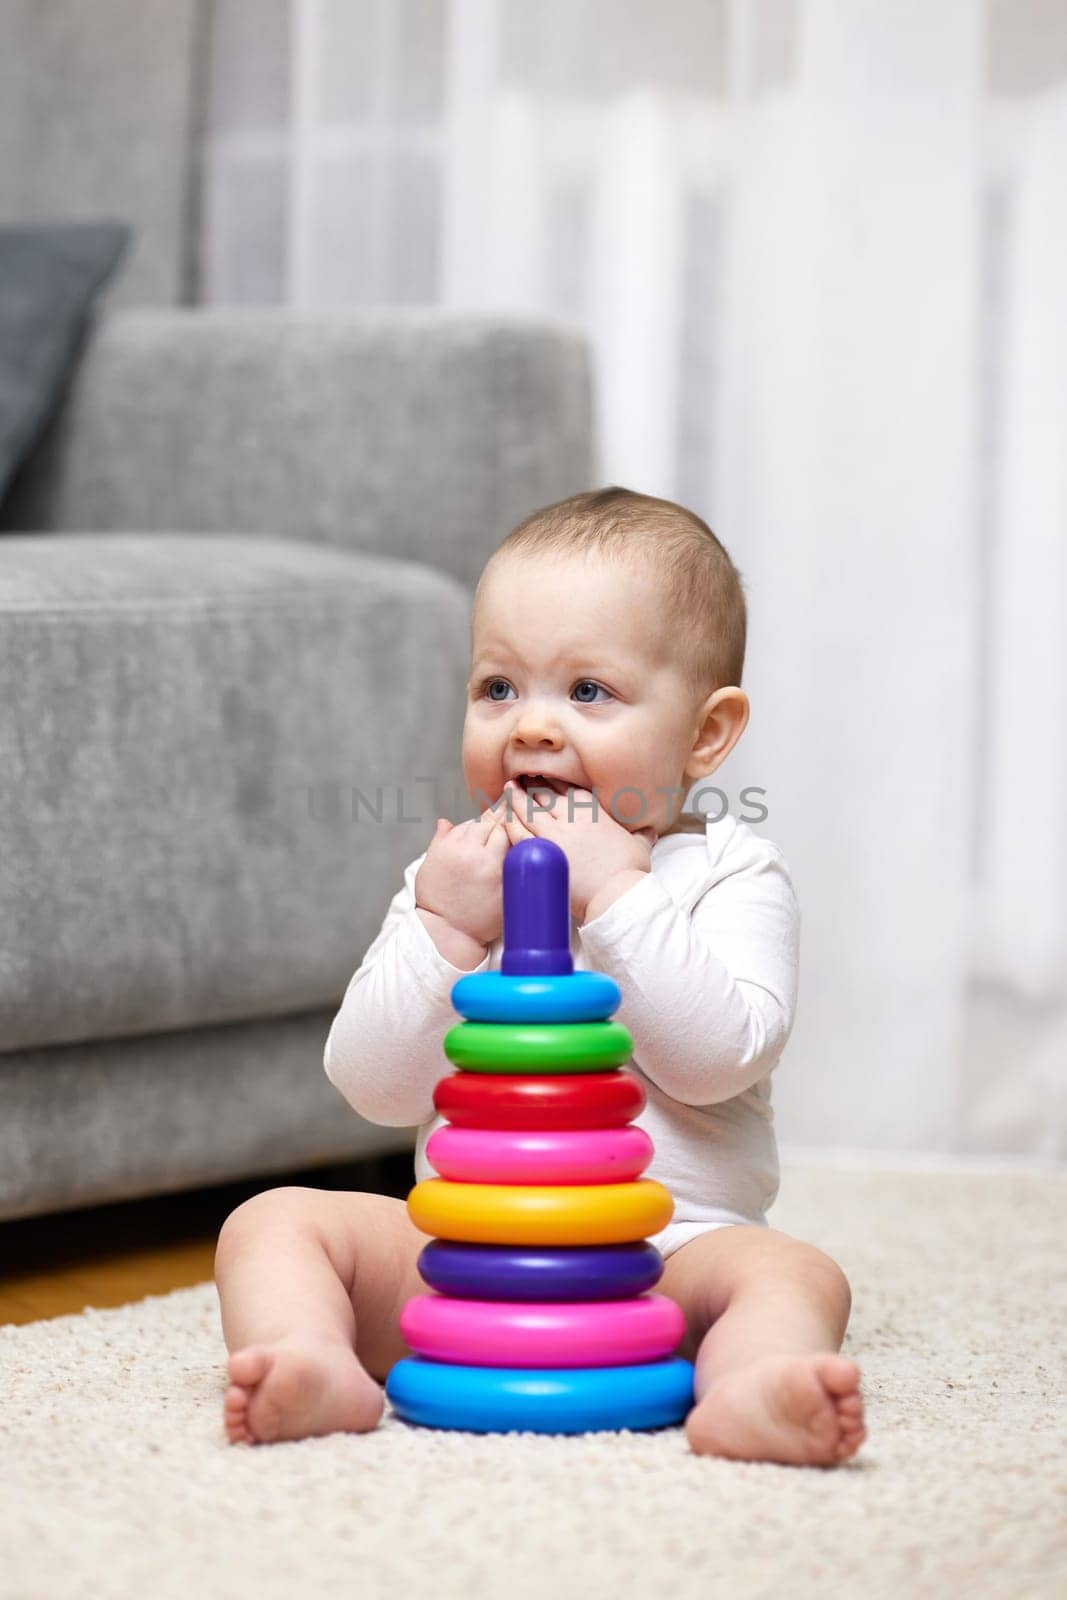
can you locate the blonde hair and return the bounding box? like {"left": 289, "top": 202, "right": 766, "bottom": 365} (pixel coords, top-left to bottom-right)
{"left": 476, "top": 486, "right": 746, "bottom": 699}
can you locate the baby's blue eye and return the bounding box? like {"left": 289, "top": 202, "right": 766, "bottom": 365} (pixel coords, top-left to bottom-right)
{"left": 479, "top": 677, "right": 610, "bottom": 703}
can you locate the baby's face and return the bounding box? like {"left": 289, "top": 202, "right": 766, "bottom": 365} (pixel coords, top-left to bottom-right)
{"left": 463, "top": 552, "right": 707, "bottom": 836}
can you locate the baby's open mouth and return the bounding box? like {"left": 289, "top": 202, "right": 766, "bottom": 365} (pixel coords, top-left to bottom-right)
{"left": 515, "top": 773, "right": 575, "bottom": 796}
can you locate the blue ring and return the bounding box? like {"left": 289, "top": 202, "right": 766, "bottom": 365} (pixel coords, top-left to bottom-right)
{"left": 417, "top": 1240, "right": 663, "bottom": 1301}
{"left": 450, "top": 971, "right": 620, "bottom": 1024}
{"left": 385, "top": 1357, "right": 694, "bottom": 1434}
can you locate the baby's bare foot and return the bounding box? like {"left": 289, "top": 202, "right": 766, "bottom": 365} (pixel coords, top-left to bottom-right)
{"left": 685, "top": 1353, "right": 866, "bottom": 1466}
{"left": 223, "top": 1334, "right": 384, "bottom": 1445}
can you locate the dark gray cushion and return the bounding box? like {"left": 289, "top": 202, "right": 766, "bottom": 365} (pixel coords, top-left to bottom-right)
{"left": 0, "top": 221, "right": 129, "bottom": 504}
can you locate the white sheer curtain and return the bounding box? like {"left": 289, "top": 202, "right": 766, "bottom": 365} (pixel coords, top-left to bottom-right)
{"left": 204, "top": 0, "right": 1067, "bottom": 1162}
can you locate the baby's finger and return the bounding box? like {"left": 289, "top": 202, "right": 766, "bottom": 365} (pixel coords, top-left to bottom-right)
{"left": 517, "top": 799, "right": 551, "bottom": 829}
{"left": 486, "top": 816, "right": 510, "bottom": 856}
{"left": 501, "top": 784, "right": 535, "bottom": 834}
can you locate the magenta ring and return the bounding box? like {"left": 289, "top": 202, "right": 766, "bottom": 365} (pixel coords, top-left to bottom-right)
{"left": 425, "top": 1125, "right": 653, "bottom": 1185}
{"left": 399, "top": 1293, "right": 685, "bottom": 1367}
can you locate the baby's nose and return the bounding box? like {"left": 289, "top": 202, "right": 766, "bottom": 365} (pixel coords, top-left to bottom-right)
{"left": 512, "top": 710, "right": 564, "bottom": 745}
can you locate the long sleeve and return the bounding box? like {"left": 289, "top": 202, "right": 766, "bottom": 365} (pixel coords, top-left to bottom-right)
{"left": 323, "top": 853, "right": 490, "bottom": 1127}
{"left": 577, "top": 838, "right": 800, "bottom": 1107}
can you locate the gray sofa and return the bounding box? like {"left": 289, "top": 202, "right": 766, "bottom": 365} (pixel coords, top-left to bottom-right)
{"left": 0, "top": 6, "right": 594, "bottom": 1221}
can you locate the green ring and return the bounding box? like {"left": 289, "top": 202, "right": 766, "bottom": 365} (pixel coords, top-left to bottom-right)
{"left": 443, "top": 1020, "right": 634, "bottom": 1075}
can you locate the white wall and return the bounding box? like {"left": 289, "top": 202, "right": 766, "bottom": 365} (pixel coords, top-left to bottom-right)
{"left": 202, "top": 0, "right": 1067, "bottom": 1162}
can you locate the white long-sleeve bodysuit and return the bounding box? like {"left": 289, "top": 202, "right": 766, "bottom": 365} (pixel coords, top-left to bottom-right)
{"left": 324, "top": 811, "right": 800, "bottom": 1253}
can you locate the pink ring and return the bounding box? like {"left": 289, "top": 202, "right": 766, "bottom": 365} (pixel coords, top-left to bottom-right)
{"left": 426, "top": 1125, "right": 653, "bottom": 1185}
{"left": 399, "top": 1293, "right": 685, "bottom": 1367}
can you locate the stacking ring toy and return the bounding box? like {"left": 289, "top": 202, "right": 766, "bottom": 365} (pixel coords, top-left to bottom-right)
{"left": 433, "top": 1070, "right": 645, "bottom": 1130}
{"left": 389, "top": 837, "right": 698, "bottom": 1438}
{"left": 400, "top": 1292, "right": 684, "bottom": 1366}
{"left": 417, "top": 1240, "right": 664, "bottom": 1301}
{"left": 443, "top": 1020, "right": 633, "bottom": 1074}
{"left": 426, "top": 1125, "right": 653, "bottom": 1185}
{"left": 450, "top": 971, "right": 620, "bottom": 1023}
{"left": 407, "top": 1178, "right": 673, "bottom": 1245}
{"left": 385, "top": 1356, "right": 695, "bottom": 1435}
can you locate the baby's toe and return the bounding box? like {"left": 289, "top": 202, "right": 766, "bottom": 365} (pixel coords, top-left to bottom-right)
{"left": 227, "top": 1345, "right": 273, "bottom": 1388}
{"left": 807, "top": 1384, "right": 844, "bottom": 1451}
{"left": 224, "top": 1347, "right": 279, "bottom": 1445}
{"left": 836, "top": 1422, "right": 867, "bottom": 1460}
{"left": 813, "top": 1354, "right": 861, "bottom": 1396}
{"left": 223, "top": 1382, "right": 255, "bottom": 1444}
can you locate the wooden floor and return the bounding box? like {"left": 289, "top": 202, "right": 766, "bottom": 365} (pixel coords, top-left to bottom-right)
{"left": 0, "top": 1152, "right": 413, "bottom": 1327}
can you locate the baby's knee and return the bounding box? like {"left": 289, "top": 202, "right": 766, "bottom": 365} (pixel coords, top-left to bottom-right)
{"left": 792, "top": 1241, "right": 852, "bottom": 1320}
{"left": 752, "top": 1231, "right": 852, "bottom": 1318}
{"left": 215, "top": 1185, "right": 324, "bottom": 1259}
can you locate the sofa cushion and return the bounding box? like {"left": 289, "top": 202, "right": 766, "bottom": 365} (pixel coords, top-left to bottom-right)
{"left": 0, "top": 534, "right": 470, "bottom": 1054}
{"left": 0, "top": 222, "right": 129, "bottom": 505}
{"left": 0, "top": 308, "right": 594, "bottom": 592}
{"left": 0, "top": 1009, "right": 415, "bottom": 1223}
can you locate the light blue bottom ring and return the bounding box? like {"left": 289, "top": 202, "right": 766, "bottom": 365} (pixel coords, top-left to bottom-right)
{"left": 385, "top": 1355, "right": 695, "bottom": 1434}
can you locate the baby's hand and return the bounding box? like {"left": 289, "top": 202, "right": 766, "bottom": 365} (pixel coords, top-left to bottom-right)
{"left": 414, "top": 808, "right": 509, "bottom": 948}
{"left": 501, "top": 780, "right": 655, "bottom": 922}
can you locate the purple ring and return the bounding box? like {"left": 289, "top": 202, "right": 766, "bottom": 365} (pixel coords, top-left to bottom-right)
{"left": 417, "top": 1239, "right": 664, "bottom": 1301}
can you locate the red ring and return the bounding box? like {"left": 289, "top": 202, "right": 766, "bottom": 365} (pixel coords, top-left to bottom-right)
{"left": 433, "top": 1069, "right": 645, "bottom": 1130}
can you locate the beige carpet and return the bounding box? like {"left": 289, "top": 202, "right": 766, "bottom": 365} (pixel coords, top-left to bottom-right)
{"left": 1, "top": 1162, "right": 1064, "bottom": 1600}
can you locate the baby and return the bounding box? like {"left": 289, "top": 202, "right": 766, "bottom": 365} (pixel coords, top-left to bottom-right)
{"left": 215, "top": 486, "right": 866, "bottom": 1465}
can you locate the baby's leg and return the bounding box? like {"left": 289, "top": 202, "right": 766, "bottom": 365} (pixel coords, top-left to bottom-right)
{"left": 213, "top": 1185, "right": 427, "bottom": 1445}
{"left": 659, "top": 1224, "right": 865, "bottom": 1466}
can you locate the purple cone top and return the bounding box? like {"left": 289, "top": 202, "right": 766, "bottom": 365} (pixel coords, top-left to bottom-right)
{"left": 501, "top": 837, "right": 574, "bottom": 976}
